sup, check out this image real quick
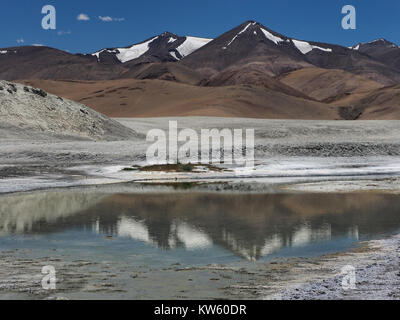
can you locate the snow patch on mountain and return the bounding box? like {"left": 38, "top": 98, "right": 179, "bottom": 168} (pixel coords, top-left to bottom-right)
{"left": 168, "top": 37, "right": 177, "bottom": 43}
{"left": 292, "top": 40, "right": 332, "bottom": 54}
{"left": 260, "top": 28, "right": 285, "bottom": 45}
{"left": 92, "top": 48, "right": 119, "bottom": 61}
{"left": 176, "top": 36, "right": 212, "bottom": 58}
{"left": 0, "top": 50, "right": 16, "bottom": 54}
{"left": 115, "top": 36, "right": 159, "bottom": 63}
{"left": 92, "top": 36, "right": 159, "bottom": 63}
{"left": 169, "top": 51, "right": 179, "bottom": 60}
{"left": 92, "top": 49, "right": 106, "bottom": 60}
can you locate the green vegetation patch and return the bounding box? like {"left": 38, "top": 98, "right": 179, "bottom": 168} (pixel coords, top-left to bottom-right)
{"left": 121, "top": 165, "right": 141, "bottom": 171}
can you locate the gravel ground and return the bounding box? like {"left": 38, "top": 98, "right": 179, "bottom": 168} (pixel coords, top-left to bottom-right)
{"left": 1, "top": 118, "right": 400, "bottom": 193}
{"left": 271, "top": 234, "right": 400, "bottom": 300}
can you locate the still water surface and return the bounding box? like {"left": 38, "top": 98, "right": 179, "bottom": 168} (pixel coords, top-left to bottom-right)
{"left": 1, "top": 191, "right": 400, "bottom": 265}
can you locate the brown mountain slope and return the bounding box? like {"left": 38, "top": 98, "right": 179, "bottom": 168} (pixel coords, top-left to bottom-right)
{"left": 203, "top": 64, "right": 312, "bottom": 100}
{"left": 119, "top": 62, "right": 205, "bottom": 85}
{"left": 19, "top": 79, "right": 338, "bottom": 119}
{"left": 0, "top": 46, "right": 126, "bottom": 81}
{"left": 279, "top": 67, "right": 384, "bottom": 102}
{"left": 344, "top": 85, "right": 400, "bottom": 120}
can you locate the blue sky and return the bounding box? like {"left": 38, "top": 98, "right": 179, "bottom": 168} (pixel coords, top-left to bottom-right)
{"left": 1, "top": 0, "right": 399, "bottom": 53}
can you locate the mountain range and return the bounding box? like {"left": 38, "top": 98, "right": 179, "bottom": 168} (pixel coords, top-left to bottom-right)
{"left": 2, "top": 20, "right": 400, "bottom": 120}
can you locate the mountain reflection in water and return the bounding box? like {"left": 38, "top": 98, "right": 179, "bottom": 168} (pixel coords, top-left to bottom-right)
{"left": 1, "top": 191, "right": 400, "bottom": 260}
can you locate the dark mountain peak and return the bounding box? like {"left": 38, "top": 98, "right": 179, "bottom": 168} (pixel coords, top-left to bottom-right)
{"left": 0, "top": 45, "right": 79, "bottom": 60}
{"left": 160, "top": 31, "right": 180, "bottom": 38}
{"left": 241, "top": 19, "right": 260, "bottom": 26}
{"left": 179, "top": 20, "right": 400, "bottom": 86}
{"left": 1, "top": 45, "right": 58, "bottom": 53}
{"left": 367, "top": 38, "right": 395, "bottom": 46}
{"left": 236, "top": 20, "right": 285, "bottom": 33}
{"left": 234, "top": 20, "right": 264, "bottom": 32}
{"left": 352, "top": 38, "right": 399, "bottom": 50}
{"left": 91, "top": 31, "right": 212, "bottom": 64}
{"left": 217, "top": 20, "right": 290, "bottom": 50}
{"left": 179, "top": 21, "right": 310, "bottom": 77}
{"left": 349, "top": 38, "right": 400, "bottom": 72}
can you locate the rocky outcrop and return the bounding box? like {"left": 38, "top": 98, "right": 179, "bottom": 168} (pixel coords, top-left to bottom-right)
{"left": 0, "top": 80, "right": 137, "bottom": 141}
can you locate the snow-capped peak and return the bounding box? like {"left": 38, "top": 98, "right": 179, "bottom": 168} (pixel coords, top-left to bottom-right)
{"left": 223, "top": 22, "right": 257, "bottom": 49}
{"left": 93, "top": 33, "right": 212, "bottom": 63}
{"left": 92, "top": 36, "right": 159, "bottom": 63}
{"left": 219, "top": 21, "right": 332, "bottom": 55}
{"left": 115, "top": 36, "right": 159, "bottom": 63}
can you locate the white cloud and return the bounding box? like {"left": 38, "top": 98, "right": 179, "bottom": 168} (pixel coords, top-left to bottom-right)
{"left": 57, "top": 30, "right": 71, "bottom": 36}
{"left": 98, "top": 16, "right": 113, "bottom": 22}
{"left": 98, "top": 16, "right": 125, "bottom": 22}
{"left": 32, "top": 44, "right": 44, "bottom": 47}
{"left": 16, "top": 38, "right": 24, "bottom": 44}
{"left": 77, "top": 13, "right": 90, "bottom": 21}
